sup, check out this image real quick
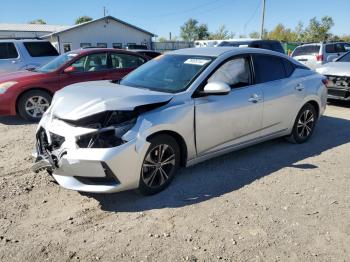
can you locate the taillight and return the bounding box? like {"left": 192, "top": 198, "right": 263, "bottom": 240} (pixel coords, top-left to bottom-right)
{"left": 322, "top": 78, "right": 328, "bottom": 87}
{"left": 316, "top": 54, "right": 323, "bottom": 61}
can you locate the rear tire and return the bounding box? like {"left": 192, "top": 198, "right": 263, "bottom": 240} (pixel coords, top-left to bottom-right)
{"left": 286, "top": 103, "right": 317, "bottom": 144}
{"left": 138, "top": 135, "right": 180, "bottom": 195}
{"left": 17, "top": 90, "right": 52, "bottom": 122}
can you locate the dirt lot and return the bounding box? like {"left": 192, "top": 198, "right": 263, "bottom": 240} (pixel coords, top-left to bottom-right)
{"left": 0, "top": 103, "right": 349, "bottom": 262}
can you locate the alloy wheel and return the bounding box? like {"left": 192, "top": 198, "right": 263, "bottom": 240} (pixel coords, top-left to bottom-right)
{"left": 141, "top": 144, "right": 176, "bottom": 188}
{"left": 297, "top": 109, "right": 314, "bottom": 138}
{"left": 25, "top": 96, "right": 50, "bottom": 118}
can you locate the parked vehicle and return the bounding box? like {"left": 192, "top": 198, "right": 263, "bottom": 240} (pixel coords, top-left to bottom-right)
{"left": 0, "top": 40, "right": 59, "bottom": 74}
{"left": 32, "top": 47, "right": 327, "bottom": 195}
{"left": 0, "top": 48, "right": 148, "bottom": 121}
{"left": 291, "top": 42, "right": 350, "bottom": 69}
{"left": 217, "top": 39, "right": 285, "bottom": 54}
{"left": 316, "top": 51, "right": 350, "bottom": 101}
{"left": 130, "top": 49, "right": 161, "bottom": 59}
{"left": 194, "top": 40, "right": 224, "bottom": 47}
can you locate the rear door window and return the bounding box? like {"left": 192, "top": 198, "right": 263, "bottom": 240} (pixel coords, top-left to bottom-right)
{"left": 23, "top": 42, "right": 59, "bottom": 57}
{"left": 253, "top": 54, "right": 287, "bottom": 83}
{"left": 0, "top": 42, "right": 18, "bottom": 59}
{"left": 292, "top": 45, "right": 320, "bottom": 57}
{"left": 110, "top": 53, "right": 146, "bottom": 69}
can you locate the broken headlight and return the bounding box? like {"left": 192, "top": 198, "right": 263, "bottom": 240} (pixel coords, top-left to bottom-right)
{"left": 74, "top": 110, "right": 137, "bottom": 148}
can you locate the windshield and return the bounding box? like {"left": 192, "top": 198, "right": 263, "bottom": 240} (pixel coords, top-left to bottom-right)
{"left": 337, "top": 52, "right": 350, "bottom": 62}
{"left": 120, "top": 54, "right": 213, "bottom": 93}
{"left": 37, "top": 52, "right": 79, "bottom": 72}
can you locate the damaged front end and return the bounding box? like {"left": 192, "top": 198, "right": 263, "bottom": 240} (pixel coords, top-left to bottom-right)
{"left": 326, "top": 75, "right": 350, "bottom": 100}
{"left": 32, "top": 101, "right": 170, "bottom": 174}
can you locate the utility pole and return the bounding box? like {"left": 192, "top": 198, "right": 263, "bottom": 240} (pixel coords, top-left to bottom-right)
{"left": 260, "top": 0, "right": 266, "bottom": 39}
{"left": 103, "top": 6, "right": 106, "bottom": 17}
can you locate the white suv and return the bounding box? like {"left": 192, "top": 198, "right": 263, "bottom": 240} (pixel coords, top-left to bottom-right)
{"left": 291, "top": 42, "right": 350, "bottom": 69}
{"left": 0, "top": 40, "right": 59, "bottom": 74}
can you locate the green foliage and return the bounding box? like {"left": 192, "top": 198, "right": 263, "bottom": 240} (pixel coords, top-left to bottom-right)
{"left": 180, "top": 16, "right": 341, "bottom": 43}
{"left": 209, "top": 25, "right": 234, "bottom": 40}
{"left": 28, "top": 19, "right": 46, "bottom": 24}
{"left": 75, "top": 16, "right": 93, "bottom": 25}
{"left": 180, "top": 19, "right": 200, "bottom": 42}
{"left": 303, "top": 16, "right": 334, "bottom": 42}
{"left": 197, "top": 24, "right": 210, "bottom": 40}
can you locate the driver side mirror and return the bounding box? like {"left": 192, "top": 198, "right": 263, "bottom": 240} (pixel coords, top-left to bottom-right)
{"left": 202, "top": 81, "right": 231, "bottom": 96}
{"left": 63, "top": 66, "right": 77, "bottom": 74}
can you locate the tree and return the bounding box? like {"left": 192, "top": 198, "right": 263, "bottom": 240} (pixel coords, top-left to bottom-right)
{"left": 75, "top": 16, "right": 93, "bottom": 25}
{"left": 29, "top": 19, "right": 46, "bottom": 24}
{"left": 210, "top": 25, "right": 234, "bottom": 40}
{"left": 197, "top": 24, "right": 210, "bottom": 40}
{"left": 158, "top": 37, "right": 168, "bottom": 42}
{"left": 267, "top": 23, "right": 296, "bottom": 42}
{"left": 249, "top": 31, "right": 260, "bottom": 39}
{"left": 180, "top": 19, "right": 199, "bottom": 42}
{"left": 304, "top": 16, "right": 334, "bottom": 42}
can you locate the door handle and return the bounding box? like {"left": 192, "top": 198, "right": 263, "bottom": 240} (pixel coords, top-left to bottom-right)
{"left": 248, "top": 94, "right": 262, "bottom": 103}
{"left": 295, "top": 84, "right": 304, "bottom": 91}
{"left": 12, "top": 60, "right": 17, "bottom": 64}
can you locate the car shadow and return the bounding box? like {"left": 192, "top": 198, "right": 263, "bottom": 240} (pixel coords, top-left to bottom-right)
{"left": 328, "top": 99, "right": 350, "bottom": 108}
{"left": 83, "top": 115, "right": 350, "bottom": 213}
{"left": 0, "top": 116, "right": 33, "bottom": 126}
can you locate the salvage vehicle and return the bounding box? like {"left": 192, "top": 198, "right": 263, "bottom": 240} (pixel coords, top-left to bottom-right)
{"left": 316, "top": 51, "right": 350, "bottom": 101}
{"left": 32, "top": 47, "right": 327, "bottom": 195}
{"left": 0, "top": 48, "right": 147, "bottom": 121}
{"left": 0, "top": 39, "right": 59, "bottom": 74}
{"left": 291, "top": 42, "right": 350, "bottom": 69}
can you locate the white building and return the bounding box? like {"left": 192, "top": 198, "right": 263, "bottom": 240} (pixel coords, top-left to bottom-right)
{"left": 43, "top": 16, "right": 156, "bottom": 53}
{"left": 0, "top": 23, "right": 69, "bottom": 39}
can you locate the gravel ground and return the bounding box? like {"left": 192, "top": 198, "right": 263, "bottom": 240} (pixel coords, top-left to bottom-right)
{"left": 0, "top": 103, "right": 349, "bottom": 262}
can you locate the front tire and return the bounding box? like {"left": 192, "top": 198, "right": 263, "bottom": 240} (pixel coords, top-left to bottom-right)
{"left": 139, "top": 135, "right": 180, "bottom": 195}
{"left": 17, "top": 90, "right": 52, "bottom": 122}
{"left": 287, "top": 103, "right": 317, "bottom": 144}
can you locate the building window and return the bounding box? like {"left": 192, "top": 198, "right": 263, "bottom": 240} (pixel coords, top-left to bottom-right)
{"left": 80, "top": 43, "right": 92, "bottom": 48}
{"left": 97, "top": 43, "right": 107, "bottom": 48}
{"left": 112, "top": 43, "right": 122, "bottom": 49}
{"left": 63, "top": 43, "right": 72, "bottom": 53}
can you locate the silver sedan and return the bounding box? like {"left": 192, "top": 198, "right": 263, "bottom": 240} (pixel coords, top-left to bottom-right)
{"left": 32, "top": 47, "right": 327, "bottom": 195}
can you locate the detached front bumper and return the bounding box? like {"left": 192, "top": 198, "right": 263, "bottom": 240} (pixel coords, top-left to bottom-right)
{"left": 33, "top": 119, "right": 150, "bottom": 193}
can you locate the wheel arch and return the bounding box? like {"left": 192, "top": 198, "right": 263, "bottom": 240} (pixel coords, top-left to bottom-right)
{"left": 305, "top": 100, "right": 320, "bottom": 119}
{"left": 16, "top": 88, "right": 53, "bottom": 113}
{"left": 146, "top": 130, "right": 188, "bottom": 167}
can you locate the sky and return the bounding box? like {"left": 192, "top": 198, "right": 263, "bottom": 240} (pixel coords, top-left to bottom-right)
{"left": 1, "top": 0, "right": 350, "bottom": 38}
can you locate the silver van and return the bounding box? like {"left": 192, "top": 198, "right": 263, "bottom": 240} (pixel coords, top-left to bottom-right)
{"left": 291, "top": 42, "right": 350, "bottom": 69}
{"left": 0, "top": 40, "right": 59, "bottom": 74}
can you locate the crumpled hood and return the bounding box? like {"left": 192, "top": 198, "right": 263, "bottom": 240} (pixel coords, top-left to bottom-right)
{"left": 316, "top": 62, "right": 350, "bottom": 77}
{"left": 50, "top": 81, "right": 173, "bottom": 120}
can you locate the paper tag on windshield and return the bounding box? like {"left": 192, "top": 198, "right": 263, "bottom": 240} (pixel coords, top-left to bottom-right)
{"left": 184, "top": 58, "right": 211, "bottom": 66}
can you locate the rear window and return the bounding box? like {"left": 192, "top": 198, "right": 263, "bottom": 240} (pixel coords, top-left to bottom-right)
{"left": 23, "top": 42, "right": 59, "bottom": 57}
{"left": 0, "top": 42, "right": 18, "bottom": 59}
{"left": 292, "top": 45, "right": 320, "bottom": 57}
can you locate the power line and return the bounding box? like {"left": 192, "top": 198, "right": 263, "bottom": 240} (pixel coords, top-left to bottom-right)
{"left": 152, "top": 0, "right": 224, "bottom": 18}
{"left": 243, "top": 0, "right": 261, "bottom": 34}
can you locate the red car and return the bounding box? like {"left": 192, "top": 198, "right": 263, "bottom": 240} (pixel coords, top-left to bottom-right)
{"left": 0, "top": 48, "right": 148, "bottom": 121}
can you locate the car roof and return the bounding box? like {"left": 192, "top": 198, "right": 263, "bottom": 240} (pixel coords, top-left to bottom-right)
{"left": 67, "top": 48, "right": 146, "bottom": 56}
{"left": 169, "top": 47, "right": 287, "bottom": 58}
